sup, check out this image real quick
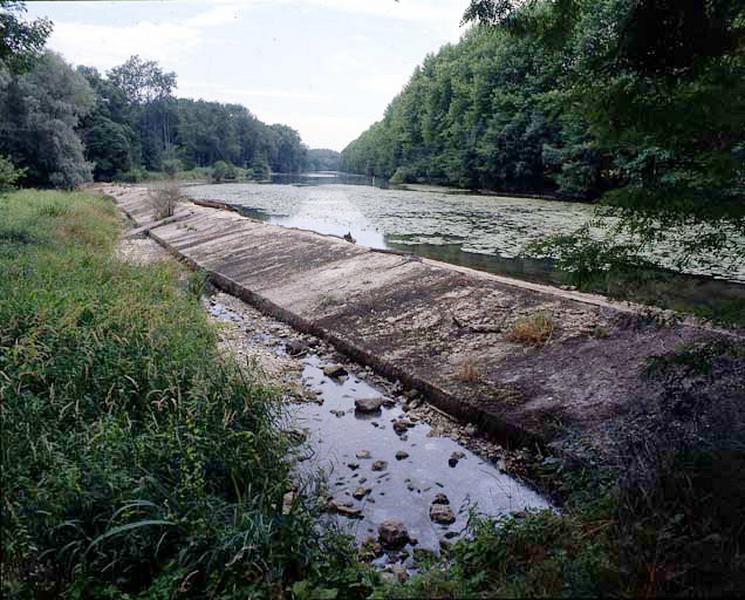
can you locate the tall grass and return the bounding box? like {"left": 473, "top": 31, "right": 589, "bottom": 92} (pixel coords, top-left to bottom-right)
{"left": 0, "top": 190, "right": 362, "bottom": 597}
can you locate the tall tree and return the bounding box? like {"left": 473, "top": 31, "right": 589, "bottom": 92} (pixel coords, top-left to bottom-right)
{"left": 0, "top": 51, "right": 94, "bottom": 188}
{"left": 107, "top": 55, "right": 177, "bottom": 170}
{"left": 0, "top": 1, "right": 52, "bottom": 74}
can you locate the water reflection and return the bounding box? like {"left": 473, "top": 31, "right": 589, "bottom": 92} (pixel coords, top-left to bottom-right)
{"left": 183, "top": 179, "right": 745, "bottom": 309}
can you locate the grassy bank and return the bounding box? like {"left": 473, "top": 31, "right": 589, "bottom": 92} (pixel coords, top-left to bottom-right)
{"left": 0, "top": 190, "right": 369, "bottom": 597}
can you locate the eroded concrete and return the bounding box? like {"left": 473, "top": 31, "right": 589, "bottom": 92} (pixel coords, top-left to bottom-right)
{"left": 106, "top": 184, "right": 733, "bottom": 450}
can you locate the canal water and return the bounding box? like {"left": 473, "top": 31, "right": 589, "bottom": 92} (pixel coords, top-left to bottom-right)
{"left": 207, "top": 296, "right": 549, "bottom": 565}
{"left": 184, "top": 174, "right": 744, "bottom": 312}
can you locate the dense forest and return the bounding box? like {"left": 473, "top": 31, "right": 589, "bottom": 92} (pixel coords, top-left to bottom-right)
{"left": 0, "top": 6, "right": 324, "bottom": 187}
{"left": 342, "top": 0, "right": 745, "bottom": 209}
{"left": 305, "top": 148, "right": 341, "bottom": 171}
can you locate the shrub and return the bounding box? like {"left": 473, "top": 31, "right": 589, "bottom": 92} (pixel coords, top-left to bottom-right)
{"left": 0, "top": 155, "right": 26, "bottom": 193}
{"left": 389, "top": 166, "right": 414, "bottom": 185}
{"left": 114, "top": 166, "right": 148, "bottom": 183}
{"left": 161, "top": 158, "right": 183, "bottom": 179}
{"left": 211, "top": 160, "right": 237, "bottom": 183}
{"left": 507, "top": 312, "right": 556, "bottom": 345}
{"left": 149, "top": 180, "right": 181, "bottom": 220}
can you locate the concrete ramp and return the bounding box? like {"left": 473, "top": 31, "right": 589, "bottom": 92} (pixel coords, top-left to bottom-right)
{"left": 107, "top": 185, "right": 722, "bottom": 448}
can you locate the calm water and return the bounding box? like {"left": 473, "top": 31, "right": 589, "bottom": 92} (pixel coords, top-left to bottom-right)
{"left": 209, "top": 300, "right": 549, "bottom": 561}
{"left": 184, "top": 174, "right": 745, "bottom": 306}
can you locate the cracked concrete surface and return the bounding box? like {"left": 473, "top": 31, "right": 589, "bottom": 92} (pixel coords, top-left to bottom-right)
{"left": 105, "top": 184, "right": 729, "bottom": 451}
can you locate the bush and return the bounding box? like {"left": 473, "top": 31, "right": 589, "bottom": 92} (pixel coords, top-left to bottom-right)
{"left": 114, "top": 166, "right": 149, "bottom": 183}
{"left": 149, "top": 180, "right": 181, "bottom": 220}
{"left": 507, "top": 312, "right": 556, "bottom": 345}
{"left": 211, "top": 160, "right": 237, "bottom": 183}
{"left": 0, "top": 155, "right": 27, "bottom": 193}
{"left": 161, "top": 158, "right": 183, "bottom": 179}
{"left": 388, "top": 166, "right": 414, "bottom": 185}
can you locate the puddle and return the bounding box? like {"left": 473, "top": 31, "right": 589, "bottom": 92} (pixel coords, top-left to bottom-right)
{"left": 208, "top": 296, "right": 549, "bottom": 565}
{"left": 292, "top": 356, "right": 549, "bottom": 560}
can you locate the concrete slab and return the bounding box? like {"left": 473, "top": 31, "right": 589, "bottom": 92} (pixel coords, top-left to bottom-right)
{"left": 105, "top": 184, "right": 734, "bottom": 449}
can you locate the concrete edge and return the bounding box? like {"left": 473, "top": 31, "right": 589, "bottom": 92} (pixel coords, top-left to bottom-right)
{"left": 144, "top": 222, "right": 543, "bottom": 449}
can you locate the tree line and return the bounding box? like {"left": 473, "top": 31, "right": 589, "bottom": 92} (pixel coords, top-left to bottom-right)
{"left": 342, "top": 0, "right": 744, "bottom": 209}
{"left": 0, "top": 2, "right": 338, "bottom": 188}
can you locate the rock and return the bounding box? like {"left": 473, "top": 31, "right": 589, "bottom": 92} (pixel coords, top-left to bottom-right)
{"left": 371, "top": 460, "right": 388, "bottom": 472}
{"left": 353, "top": 486, "right": 371, "bottom": 500}
{"left": 356, "top": 449, "right": 371, "bottom": 459}
{"left": 378, "top": 519, "right": 409, "bottom": 549}
{"left": 330, "top": 409, "right": 346, "bottom": 418}
{"left": 404, "top": 389, "right": 420, "bottom": 399}
{"left": 409, "top": 399, "right": 422, "bottom": 410}
{"left": 413, "top": 548, "right": 436, "bottom": 563}
{"left": 444, "top": 530, "right": 459, "bottom": 539}
{"left": 464, "top": 424, "right": 477, "bottom": 436}
{"left": 282, "top": 491, "right": 295, "bottom": 515}
{"left": 382, "top": 398, "right": 396, "bottom": 408}
{"left": 354, "top": 397, "right": 383, "bottom": 414}
{"left": 393, "top": 420, "right": 409, "bottom": 435}
{"left": 430, "top": 503, "right": 456, "bottom": 525}
{"left": 322, "top": 364, "right": 348, "bottom": 379}
{"left": 343, "top": 232, "right": 356, "bottom": 244}
{"left": 432, "top": 493, "right": 450, "bottom": 505}
{"left": 347, "top": 462, "right": 360, "bottom": 470}
{"left": 284, "top": 340, "right": 309, "bottom": 356}
{"left": 327, "top": 499, "right": 363, "bottom": 519}
{"left": 386, "top": 565, "right": 408, "bottom": 583}
{"left": 395, "top": 450, "right": 410, "bottom": 461}
{"left": 448, "top": 451, "right": 466, "bottom": 468}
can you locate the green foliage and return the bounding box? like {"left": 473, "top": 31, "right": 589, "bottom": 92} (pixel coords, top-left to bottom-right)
{"left": 0, "top": 190, "right": 370, "bottom": 597}
{"left": 345, "top": 0, "right": 744, "bottom": 270}
{"left": 0, "top": 1, "right": 52, "bottom": 74}
{"left": 211, "top": 159, "right": 236, "bottom": 183}
{"left": 341, "top": 24, "right": 602, "bottom": 198}
{"left": 389, "top": 166, "right": 415, "bottom": 185}
{"left": 305, "top": 148, "right": 341, "bottom": 172}
{"left": 0, "top": 51, "right": 94, "bottom": 188}
{"left": 81, "top": 116, "right": 133, "bottom": 180}
{"left": 250, "top": 153, "right": 271, "bottom": 180}
{"left": 0, "top": 153, "right": 25, "bottom": 192}
{"left": 160, "top": 157, "right": 182, "bottom": 178}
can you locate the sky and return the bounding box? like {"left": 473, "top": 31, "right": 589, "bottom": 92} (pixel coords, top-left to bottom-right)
{"left": 26, "top": 0, "right": 471, "bottom": 151}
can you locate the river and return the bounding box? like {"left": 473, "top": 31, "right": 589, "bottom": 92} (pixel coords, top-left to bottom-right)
{"left": 183, "top": 173, "right": 745, "bottom": 311}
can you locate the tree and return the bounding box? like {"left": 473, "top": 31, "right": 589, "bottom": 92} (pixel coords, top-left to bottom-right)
{"left": 81, "top": 117, "right": 133, "bottom": 180}
{"left": 107, "top": 55, "right": 177, "bottom": 170}
{"left": 211, "top": 160, "right": 236, "bottom": 183}
{"left": 0, "top": 51, "right": 94, "bottom": 188}
{"left": 458, "top": 0, "right": 745, "bottom": 272}
{"left": 0, "top": 1, "right": 52, "bottom": 74}
{"left": 107, "top": 55, "right": 175, "bottom": 106}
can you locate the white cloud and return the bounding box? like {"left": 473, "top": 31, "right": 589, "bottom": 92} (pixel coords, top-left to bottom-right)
{"left": 30, "top": 0, "right": 470, "bottom": 149}
{"left": 49, "top": 20, "right": 198, "bottom": 69}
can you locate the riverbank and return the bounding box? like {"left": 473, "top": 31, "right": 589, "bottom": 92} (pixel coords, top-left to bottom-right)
{"left": 0, "top": 189, "right": 376, "bottom": 596}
